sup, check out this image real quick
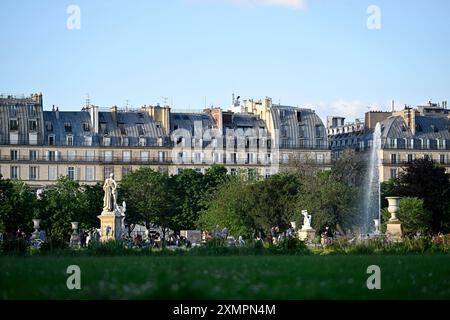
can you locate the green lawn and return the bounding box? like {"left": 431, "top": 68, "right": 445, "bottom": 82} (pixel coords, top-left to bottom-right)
{"left": 1, "top": 255, "right": 449, "bottom": 299}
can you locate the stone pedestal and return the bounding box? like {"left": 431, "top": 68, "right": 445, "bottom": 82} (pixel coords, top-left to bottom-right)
{"left": 298, "top": 228, "right": 316, "bottom": 242}
{"left": 386, "top": 221, "right": 402, "bottom": 242}
{"left": 385, "top": 197, "right": 403, "bottom": 242}
{"left": 98, "top": 210, "right": 123, "bottom": 242}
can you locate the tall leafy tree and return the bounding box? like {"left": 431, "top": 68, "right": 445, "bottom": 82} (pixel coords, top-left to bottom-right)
{"left": 397, "top": 158, "right": 450, "bottom": 234}
{"left": 120, "top": 168, "right": 176, "bottom": 238}
{"left": 0, "top": 175, "right": 36, "bottom": 236}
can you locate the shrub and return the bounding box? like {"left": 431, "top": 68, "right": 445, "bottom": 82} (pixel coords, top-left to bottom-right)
{"left": 87, "top": 240, "right": 131, "bottom": 256}
{"left": 270, "top": 237, "right": 310, "bottom": 255}
{"left": 40, "top": 238, "right": 68, "bottom": 253}
{"left": 0, "top": 239, "right": 28, "bottom": 255}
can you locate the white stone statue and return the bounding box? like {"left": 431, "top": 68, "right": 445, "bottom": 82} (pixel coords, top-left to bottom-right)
{"left": 103, "top": 173, "right": 117, "bottom": 212}
{"left": 301, "top": 210, "right": 312, "bottom": 230}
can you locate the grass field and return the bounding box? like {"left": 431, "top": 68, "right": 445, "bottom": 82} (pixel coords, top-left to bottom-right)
{"left": 1, "top": 255, "right": 449, "bottom": 300}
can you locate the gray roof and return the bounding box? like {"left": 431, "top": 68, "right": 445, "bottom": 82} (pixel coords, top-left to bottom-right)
{"left": 271, "top": 105, "right": 328, "bottom": 149}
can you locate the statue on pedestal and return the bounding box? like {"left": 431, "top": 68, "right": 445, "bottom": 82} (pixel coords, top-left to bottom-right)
{"left": 103, "top": 173, "right": 117, "bottom": 213}
{"left": 301, "top": 210, "right": 312, "bottom": 230}
{"left": 98, "top": 173, "right": 124, "bottom": 241}
{"left": 298, "top": 209, "right": 316, "bottom": 242}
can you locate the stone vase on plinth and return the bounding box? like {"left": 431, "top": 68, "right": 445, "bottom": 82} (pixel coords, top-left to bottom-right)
{"left": 70, "top": 222, "right": 81, "bottom": 248}
{"left": 32, "top": 219, "right": 40, "bottom": 240}
{"left": 385, "top": 197, "right": 403, "bottom": 242}
{"left": 297, "top": 210, "right": 316, "bottom": 242}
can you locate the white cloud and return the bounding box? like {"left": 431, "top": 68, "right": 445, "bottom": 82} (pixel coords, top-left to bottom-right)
{"left": 207, "top": 0, "right": 306, "bottom": 9}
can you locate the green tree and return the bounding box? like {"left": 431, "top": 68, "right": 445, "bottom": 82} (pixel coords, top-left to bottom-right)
{"left": 172, "top": 169, "right": 204, "bottom": 230}
{"left": 120, "top": 168, "right": 176, "bottom": 239}
{"left": 37, "top": 177, "right": 96, "bottom": 241}
{"left": 247, "top": 173, "right": 300, "bottom": 233}
{"left": 198, "top": 177, "right": 255, "bottom": 238}
{"left": 296, "top": 170, "right": 356, "bottom": 234}
{"left": 0, "top": 175, "right": 36, "bottom": 237}
{"left": 397, "top": 158, "right": 450, "bottom": 233}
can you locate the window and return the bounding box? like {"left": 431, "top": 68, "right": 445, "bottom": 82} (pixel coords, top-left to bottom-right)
{"left": 137, "top": 124, "right": 145, "bottom": 136}
{"left": 66, "top": 135, "right": 74, "bottom": 146}
{"left": 265, "top": 168, "right": 271, "bottom": 179}
{"left": 317, "top": 154, "right": 324, "bottom": 165}
{"left": 298, "top": 125, "right": 305, "bottom": 138}
{"left": 440, "top": 154, "right": 446, "bottom": 164}
{"left": 68, "top": 150, "right": 76, "bottom": 161}
{"left": 140, "top": 151, "right": 149, "bottom": 162}
{"left": 10, "top": 150, "right": 18, "bottom": 161}
{"left": 84, "top": 136, "right": 92, "bottom": 146}
{"left": 10, "top": 166, "right": 19, "bottom": 179}
{"left": 104, "top": 167, "right": 113, "bottom": 180}
{"left": 123, "top": 151, "right": 131, "bottom": 163}
{"left": 157, "top": 137, "right": 163, "bottom": 147}
{"left": 390, "top": 169, "right": 397, "bottom": 179}
{"left": 48, "top": 135, "right": 55, "bottom": 146}
{"left": 315, "top": 125, "right": 323, "bottom": 138}
{"left": 85, "top": 150, "right": 95, "bottom": 161}
{"left": 83, "top": 122, "right": 90, "bottom": 132}
{"left": 47, "top": 151, "right": 57, "bottom": 161}
{"left": 46, "top": 121, "right": 53, "bottom": 131}
{"left": 282, "top": 153, "right": 289, "bottom": 164}
{"left": 9, "top": 105, "right": 17, "bottom": 116}
{"left": 86, "top": 167, "right": 95, "bottom": 181}
{"left": 119, "top": 123, "right": 126, "bottom": 135}
{"left": 64, "top": 122, "right": 72, "bottom": 133}
{"left": 122, "top": 167, "right": 132, "bottom": 177}
{"left": 104, "top": 151, "right": 113, "bottom": 162}
{"left": 407, "top": 154, "right": 413, "bottom": 162}
{"left": 29, "top": 150, "right": 37, "bottom": 161}
{"left": 230, "top": 168, "right": 237, "bottom": 176}
{"left": 48, "top": 166, "right": 57, "bottom": 181}
{"left": 103, "top": 136, "right": 111, "bottom": 146}
{"left": 139, "top": 137, "right": 146, "bottom": 147}
{"left": 158, "top": 151, "right": 166, "bottom": 163}
{"left": 296, "top": 111, "right": 302, "bottom": 122}
{"left": 390, "top": 154, "right": 397, "bottom": 164}
{"left": 27, "top": 104, "right": 36, "bottom": 116}
{"left": 29, "top": 166, "right": 38, "bottom": 180}
{"left": 213, "top": 152, "right": 221, "bottom": 163}
{"left": 29, "top": 120, "right": 37, "bottom": 131}
{"left": 10, "top": 119, "right": 18, "bottom": 131}
{"left": 67, "top": 167, "right": 75, "bottom": 181}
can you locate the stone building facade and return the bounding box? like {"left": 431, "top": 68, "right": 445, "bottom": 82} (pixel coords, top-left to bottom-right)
{"left": 0, "top": 94, "right": 331, "bottom": 188}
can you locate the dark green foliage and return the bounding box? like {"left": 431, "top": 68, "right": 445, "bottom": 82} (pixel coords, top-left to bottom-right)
{"left": 398, "top": 158, "right": 450, "bottom": 233}
{"left": 0, "top": 175, "right": 36, "bottom": 236}
{"left": 0, "top": 239, "right": 28, "bottom": 255}
{"left": 39, "top": 238, "right": 69, "bottom": 253}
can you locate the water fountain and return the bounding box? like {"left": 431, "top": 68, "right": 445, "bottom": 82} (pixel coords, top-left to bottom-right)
{"left": 360, "top": 122, "right": 382, "bottom": 235}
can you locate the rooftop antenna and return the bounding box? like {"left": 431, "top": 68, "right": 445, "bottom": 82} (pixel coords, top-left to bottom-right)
{"left": 171, "top": 96, "right": 173, "bottom": 108}
{"left": 162, "top": 96, "right": 168, "bottom": 107}
{"left": 125, "top": 99, "right": 129, "bottom": 111}
{"left": 85, "top": 94, "right": 90, "bottom": 108}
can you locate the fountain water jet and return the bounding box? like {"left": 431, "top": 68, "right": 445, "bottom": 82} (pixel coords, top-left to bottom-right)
{"left": 360, "top": 122, "right": 382, "bottom": 234}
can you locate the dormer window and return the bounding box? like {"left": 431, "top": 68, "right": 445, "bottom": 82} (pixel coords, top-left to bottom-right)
{"left": 139, "top": 137, "right": 146, "bottom": 147}
{"left": 64, "top": 122, "right": 72, "bottom": 133}
{"left": 83, "top": 122, "right": 90, "bottom": 132}
{"left": 48, "top": 135, "right": 55, "bottom": 146}
{"left": 10, "top": 119, "right": 18, "bottom": 131}
{"left": 103, "top": 136, "right": 111, "bottom": 146}
{"left": 66, "top": 135, "right": 74, "bottom": 146}
{"left": 296, "top": 111, "right": 302, "bottom": 122}
{"left": 137, "top": 123, "right": 145, "bottom": 136}
{"left": 315, "top": 125, "right": 323, "bottom": 138}
{"left": 29, "top": 119, "right": 37, "bottom": 131}
{"left": 100, "top": 122, "right": 108, "bottom": 134}
{"left": 46, "top": 121, "right": 53, "bottom": 131}
{"left": 119, "top": 123, "right": 126, "bottom": 135}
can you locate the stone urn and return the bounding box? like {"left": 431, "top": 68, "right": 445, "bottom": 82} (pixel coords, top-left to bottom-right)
{"left": 32, "top": 219, "right": 40, "bottom": 240}
{"left": 70, "top": 222, "right": 81, "bottom": 248}
{"left": 385, "top": 197, "right": 402, "bottom": 241}
{"left": 386, "top": 197, "right": 401, "bottom": 222}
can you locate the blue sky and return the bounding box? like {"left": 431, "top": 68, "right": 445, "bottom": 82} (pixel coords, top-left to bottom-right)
{"left": 0, "top": 0, "right": 449, "bottom": 121}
